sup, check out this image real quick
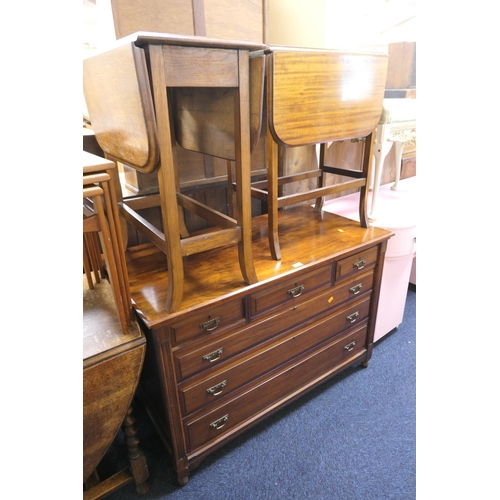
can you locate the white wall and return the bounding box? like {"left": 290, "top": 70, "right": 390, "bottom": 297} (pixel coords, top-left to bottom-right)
{"left": 267, "top": 0, "right": 327, "bottom": 48}
{"left": 267, "top": 0, "right": 416, "bottom": 52}
{"left": 84, "top": 1, "right": 416, "bottom": 54}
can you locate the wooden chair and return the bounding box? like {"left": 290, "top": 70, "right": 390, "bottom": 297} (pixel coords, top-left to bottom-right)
{"left": 83, "top": 151, "right": 149, "bottom": 498}
{"left": 83, "top": 34, "right": 266, "bottom": 312}
{"left": 250, "top": 48, "right": 388, "bottom": 260}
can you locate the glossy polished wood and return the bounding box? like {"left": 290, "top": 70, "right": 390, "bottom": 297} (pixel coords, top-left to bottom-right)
{"left": 127, "top": 205, "right": 390, "bottom": 326}
{"left": 127, "top": 207, "right": 392, "bottom": 485}
{"left": 267, "top": 49, "right": 388, "bottom": 147}
{"left": 251, "top": 48, "right": 388, "bottom": 260}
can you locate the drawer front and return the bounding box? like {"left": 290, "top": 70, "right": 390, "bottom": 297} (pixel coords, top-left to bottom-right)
{"left": 335, "top": 247, "right": 378, "bottom": 281}
{"left": 170, "top": 298, "right": 246, "bottom": 345}
{"left": 174, "top": 271, "right": 373, "bottom": 381}
{"left": 249, "top": 264, "right": 332, "bottom": 318}
{"left": 179, "top": 296, "right": 371, "bottom": 415}
{"left": 185, "top": 323, "right": 368, "bottom": 452}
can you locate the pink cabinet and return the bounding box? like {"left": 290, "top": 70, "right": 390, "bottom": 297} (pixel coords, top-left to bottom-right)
{"left": 322, "top": 176, "right": 416, "bottom": 341}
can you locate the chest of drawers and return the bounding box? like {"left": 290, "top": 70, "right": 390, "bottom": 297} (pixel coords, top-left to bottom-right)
{"left": 126, "top": 206, "right": 392, "bottom": 485}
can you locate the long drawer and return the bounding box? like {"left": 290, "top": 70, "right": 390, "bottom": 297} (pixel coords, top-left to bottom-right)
{"left": 179, "top": 295, "right": 371, "bottom": 415}
{"left": 184, "top": 322, "right": 369, "bottom": 453}
{"left": 173, "top": 271, "right": 374, "bottom": 381}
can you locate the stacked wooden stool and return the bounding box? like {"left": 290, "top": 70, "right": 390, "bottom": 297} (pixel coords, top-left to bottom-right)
{"left": 83, "top": 152, "right": 149, "bottom": 499}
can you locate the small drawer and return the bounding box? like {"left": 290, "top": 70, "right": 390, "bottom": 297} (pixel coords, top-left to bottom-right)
{"left": 174, "top": 271, "right": 373, "bottom": 381}
{"left": 335, "top": 247, "right": 378, "bottom": 281}
{"left": 249, "top": 264, "right": 332, "bottom": 318}
{"left": 329, "top": 270, "right": 374, "bottom": 304}
{"left": 179, "top": 295, "right": 371, "bottom": 416}
{"left": 170, "top": 298, "right": 246, "bottom": 345}
{"left": 184, "top": 323, "right": 368, "bottom": 452}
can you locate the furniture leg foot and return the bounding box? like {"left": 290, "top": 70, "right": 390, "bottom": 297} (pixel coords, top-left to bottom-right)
{"left": 269, "top": 230, "right": 282, "bottom": 261}
{"left": 176, "top": 467, "right": 190, "bottom": 486}
{"left": 238, "top": 242, "right": 258, "bottom": 284}
{"left": 178, "top": 475, "right": 189, "bottom": 486}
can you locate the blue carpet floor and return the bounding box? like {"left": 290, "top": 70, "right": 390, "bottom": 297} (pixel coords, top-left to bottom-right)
{"left": 99, "top": 287, "right": 416, "bottom": 500}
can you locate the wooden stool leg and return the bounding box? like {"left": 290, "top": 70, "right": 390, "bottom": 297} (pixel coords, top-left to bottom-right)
{"left": 227, "top": 159, "right": 235, "bottom": 219}
{"left": 101, "top": 179, "right": 131, "bottom": 325}
{"left": 84, "top": 232, "right": 102, "bottom": 284}
{"left": 314, "top": 143, "right": 327, "bottom": 213}
{"left": 107, "top": 159, "right": 129, "bottom": 251}
{"left": 83, "top": 237, "right": 94, "bottom": 289}
{"left": 359, "top": 133, "right": 375, "bottom": 228}
{"left": 93, "top": 194, "right": 130, "bottom": 334}
{"left": 266, "top": 125, "right": 281, "bottom": 261}
{"left": 150, "top": 45, "right": 186, "bottom": 313}
{"left": 234, "top": 50, "right": 257, "bottom": 283}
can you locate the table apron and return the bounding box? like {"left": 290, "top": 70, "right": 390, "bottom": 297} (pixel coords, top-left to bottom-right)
{"left": 162, "top": 45, "right": 239, "bottom": 87}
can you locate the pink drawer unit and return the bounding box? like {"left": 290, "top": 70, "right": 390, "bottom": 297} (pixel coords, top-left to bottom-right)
{"left": 373, "top": 223, "right": 416, "bottom": 341}
{"left": 321, "top": 176, "right": 416, "bottom": 342}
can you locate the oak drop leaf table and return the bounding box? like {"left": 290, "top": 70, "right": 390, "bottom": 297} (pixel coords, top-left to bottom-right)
{"left": 84, "top": 32, "right": 267, "bottom": 312}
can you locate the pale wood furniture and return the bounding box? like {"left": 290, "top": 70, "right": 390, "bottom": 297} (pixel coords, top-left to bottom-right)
{"left": 83, "top": 151, "right": 132, "bottom": 333}
{"left": 250, "top": 48, "right": 388, "bottom": 260}
{"left": 83, "top": 152, "right": 149, "bottom": 498}
{"left": 369, "top": 41, "right": 417, "bottom": 222}
{"left": 127, "top": 206, "right": 392, "bottom": 485}
{"left": 369, "top": 98, "right": 416, "bottom": 222}
{"left": 84, "top": 32, "right": 267, "bottom": 313}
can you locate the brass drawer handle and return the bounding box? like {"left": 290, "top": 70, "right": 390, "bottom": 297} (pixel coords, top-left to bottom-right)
{"left": 202, "top": 348, "right": 223, "bottom": 363}
{"left": 344, "top": 341, "right": 356, "bottom": 352}
{"left": 349, "top": 283, "right": 363, "bottom": 295}
{"left": 288, "top": 284, "right": 305, "bottom": 298}
{"left": 346, "top": 311, "right": 359, "bottom": 323}
{"left": 353, "top": 259, "right": 366, "bottom": 270}
{"left": 209, "top": 414, "right": 229, "bottom": 430}
{"left": 206, "top": 380, "right": 227, "bottom": 396}
{"left": 200, "top": 317, "right": 220, "bottom": 332}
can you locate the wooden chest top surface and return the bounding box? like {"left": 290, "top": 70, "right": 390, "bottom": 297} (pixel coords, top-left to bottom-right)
{"left": 126, "top": 206, "right": 392, "bottom": 328}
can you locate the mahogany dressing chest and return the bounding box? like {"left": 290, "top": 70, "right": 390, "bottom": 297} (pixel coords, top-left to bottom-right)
{"left": 126, "top": 205, "right": 392, "bottom": 485}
